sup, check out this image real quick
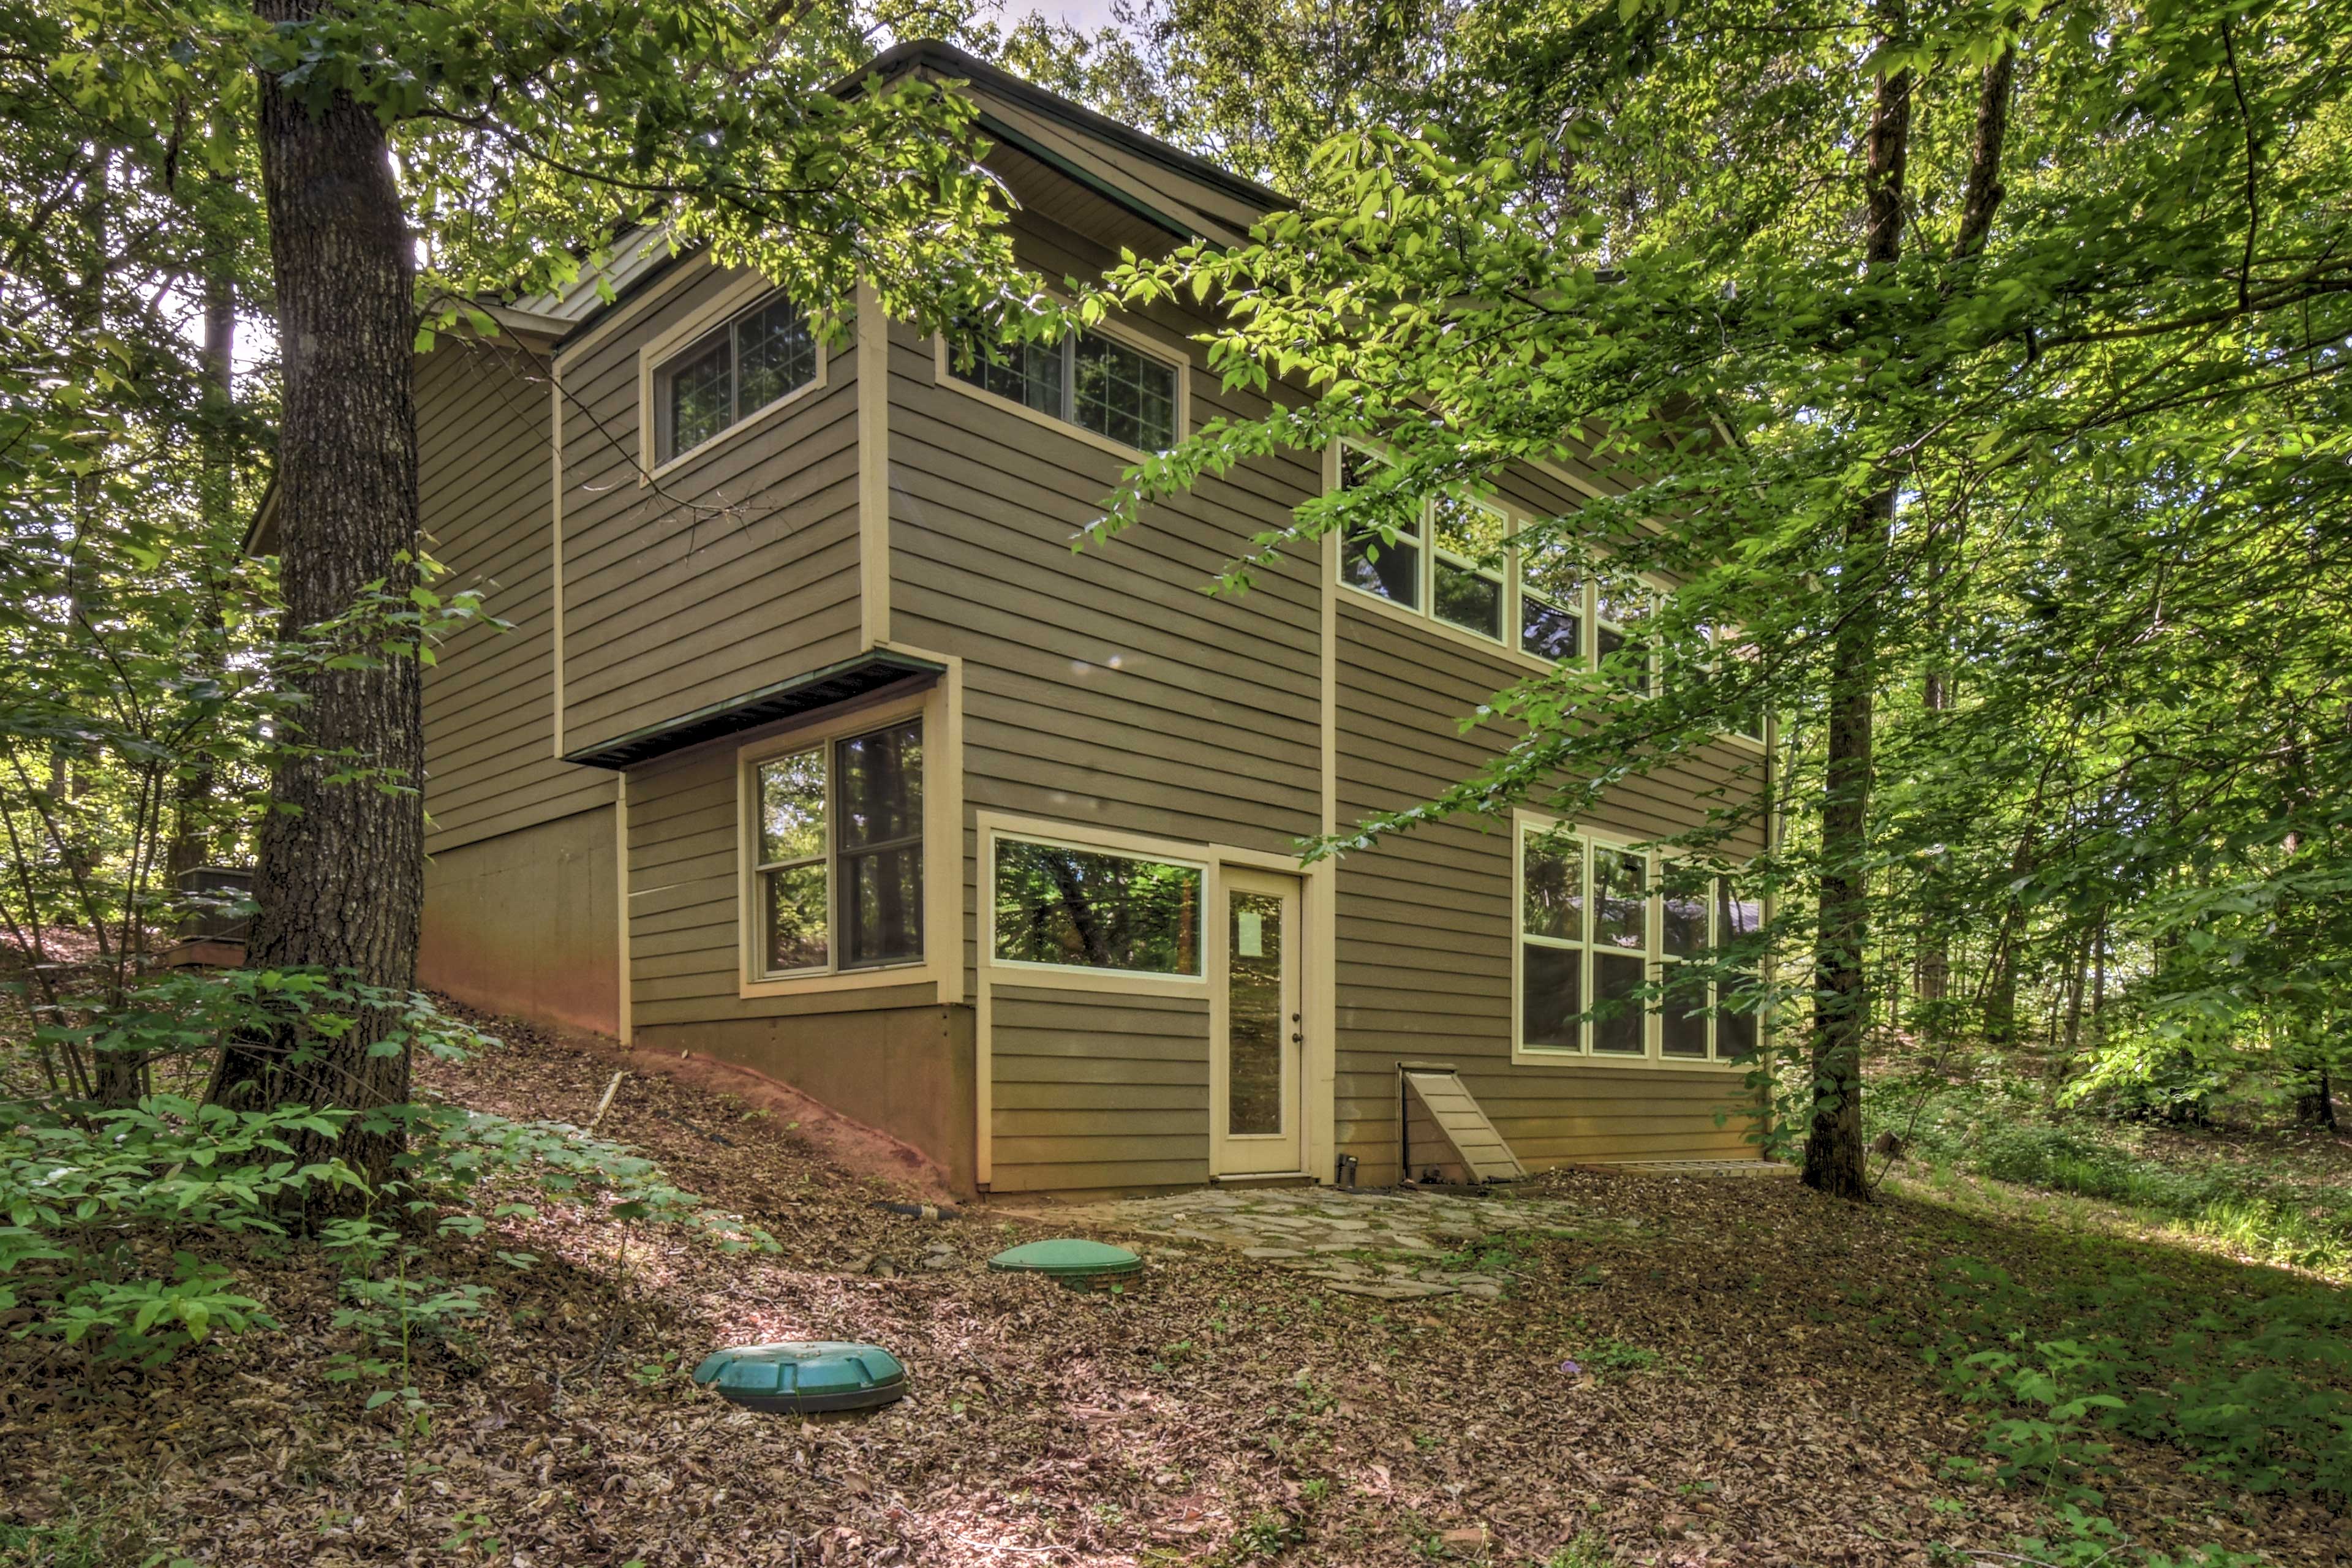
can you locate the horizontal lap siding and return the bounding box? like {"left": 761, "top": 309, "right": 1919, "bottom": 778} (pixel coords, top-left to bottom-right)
{"left": 558, "top": 261, "right": 864, "bottom": 756}
{"left": 888, "top": 209, "right": 1324, "bottom": 995}
{"left": 1332, "top": 597, "right": 1764, "bottom": 1178}
{"left": 989, "top": 986, "right": 1210, "bottom": 1191}
{"left": 418, "top": 339, "right": 614, "bottom": 851}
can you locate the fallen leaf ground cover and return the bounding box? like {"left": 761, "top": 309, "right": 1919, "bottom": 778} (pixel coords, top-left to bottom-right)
{"left": 2, "top": 1020, "right": 2344, "bottom": 1567}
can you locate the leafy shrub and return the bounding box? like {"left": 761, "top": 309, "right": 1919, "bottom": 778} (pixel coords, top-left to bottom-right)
{"left": 1927, "top": 1257, "right": 2352, "bottom": 1506}
{"left": 1, "top": 970, "right": 773, "bottom": 1372}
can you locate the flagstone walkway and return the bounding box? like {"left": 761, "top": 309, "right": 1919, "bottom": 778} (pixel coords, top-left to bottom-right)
{"left": 1033, "top": 1185, "right": 1641, "bottom": 1302}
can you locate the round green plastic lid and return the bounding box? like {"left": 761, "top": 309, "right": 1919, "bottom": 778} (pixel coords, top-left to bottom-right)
{"left": 987, "top": 1238, "right": 1142, "bottom": 1282}
{"left": 692, "top": 1341, "right": 907, "bottom": 1414}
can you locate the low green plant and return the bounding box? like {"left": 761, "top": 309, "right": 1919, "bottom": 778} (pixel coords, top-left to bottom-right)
{"left": 1925, "top": 1257, "right": 2352, "bottom": 1505}
{"left": 1, "top": 972, "right": 775, "bottom": 1373}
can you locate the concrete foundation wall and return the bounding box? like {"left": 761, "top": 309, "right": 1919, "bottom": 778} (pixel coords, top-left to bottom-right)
{"left": 422, "top": 806, "right": 619, "bottom": 1035}
{"left": 636, "top": 1003, "right": 979, "bottom": 1195}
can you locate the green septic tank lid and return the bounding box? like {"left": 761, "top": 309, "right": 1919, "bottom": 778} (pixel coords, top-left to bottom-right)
{"left": 987, "top": 1237, "right": 1142, "bottom": 1284}
{"left": 691, "top": 1341, "right": 907, "bottom": 1414}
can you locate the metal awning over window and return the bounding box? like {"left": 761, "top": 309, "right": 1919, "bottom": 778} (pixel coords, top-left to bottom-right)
{"left": 560, "top": 650, "right": 944, "bottom": 771}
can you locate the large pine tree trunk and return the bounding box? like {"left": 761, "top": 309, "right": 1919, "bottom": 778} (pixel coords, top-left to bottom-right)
{"left": 211, "top": 1, "right": 423, "bottom": 1195}
{"left": 1803, "top": 0, "right": 1911, "bottom": 1200}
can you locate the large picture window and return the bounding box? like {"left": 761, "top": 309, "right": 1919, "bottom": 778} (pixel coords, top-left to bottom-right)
{"left": 992, "top": 837, "right": 1204, "bottom": 976}
{"left": 1517, "top": 819, "right": 1760, "bottom": 1064}
{"left": 751, "top": 720, "right": 922, "bottom": 979}
{"left": 655, "top": 291, "right": 818, "bottom": 464}
{"left": 949, "top": 324, "right": 1180, "bottom": 451}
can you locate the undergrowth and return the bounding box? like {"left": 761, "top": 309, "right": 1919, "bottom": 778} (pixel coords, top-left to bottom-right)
{"left": 1868, "top": 1067, "right": 2352, "bottom": 1276}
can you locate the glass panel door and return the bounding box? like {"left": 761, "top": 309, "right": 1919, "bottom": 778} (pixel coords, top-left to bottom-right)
{"left": 1218, "top": 872, "right": 1303, "bottom": 1175}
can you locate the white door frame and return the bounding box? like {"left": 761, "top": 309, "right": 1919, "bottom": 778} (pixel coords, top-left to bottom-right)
{"left": 1211, "top": 865, "right": 1307, "bottom": 1177}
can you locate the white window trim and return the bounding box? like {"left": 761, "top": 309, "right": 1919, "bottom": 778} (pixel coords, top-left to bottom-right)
{"left": 734, "top": 690, "right": 943, "bottom": 1000}
{"left": 984, "top": 825, "right": 1214, "bottom": 995}
{"left": 1509, "top": 808, "right": 1754, "bottom": 1072}
{"left": 932, "top": 305, "right": 1191, "bottom": 461}
{"left": 639, "top": 273, "right": 831, "bottom": 484}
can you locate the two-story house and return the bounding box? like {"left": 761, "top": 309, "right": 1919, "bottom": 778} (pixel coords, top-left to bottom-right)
{"left": 404, "top": 40, "right": 1772, "bottom": 1196}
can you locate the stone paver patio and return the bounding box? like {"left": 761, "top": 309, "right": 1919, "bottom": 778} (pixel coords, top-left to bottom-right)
{"left": 1036, "top": 1185, "right": 1642, "bottom": 1301}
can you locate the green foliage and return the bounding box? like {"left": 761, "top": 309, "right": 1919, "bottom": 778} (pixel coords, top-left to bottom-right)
{"left": 1871, "top": 1063, "right": 2352, "bottom": 1274}
{"left": 1925, "top": 1257, "right": 2352, "bottom": 1505}
{"left": 0, "top": 974, "right": 773, "bottom": 1370}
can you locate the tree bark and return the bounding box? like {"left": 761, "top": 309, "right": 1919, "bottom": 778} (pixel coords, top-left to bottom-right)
{"left": 1803, "top": 0, "right": 1910, "bottom": 1202}
{"left": 211, "top": 1, "right": 423, "bottom": 1196}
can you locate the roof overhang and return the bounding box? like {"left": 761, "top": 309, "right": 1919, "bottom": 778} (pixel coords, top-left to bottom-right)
{"left": 559, "top": 650, "right": 944, "bottom": 770}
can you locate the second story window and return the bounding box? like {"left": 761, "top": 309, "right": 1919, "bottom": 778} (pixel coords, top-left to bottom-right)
{"left": 951, "top": 325, "right": 1180, "bottom": 451}
{"left": 1337, "top": 443, "right": 1510, "bottom": 644}
{"left": 1338, "top": 443, "right": 1422, "bottom": 608}
{"left": 1432, "top": 495, "right": 1507, "bottom": 641}
{"left": 656, "top": 292, "right": 818, "bottom": 464}
{"left": 1518, "top": 533, "right": 1585, "bottom": 663}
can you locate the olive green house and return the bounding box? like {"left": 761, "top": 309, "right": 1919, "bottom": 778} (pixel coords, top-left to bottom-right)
{"left": 410, "top": 40, "right": 1773, "bottom": 1196}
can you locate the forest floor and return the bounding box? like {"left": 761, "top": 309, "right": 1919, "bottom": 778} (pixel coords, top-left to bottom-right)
{"left": 4, "top": 1020, "right": 2347, "bottom": 1568}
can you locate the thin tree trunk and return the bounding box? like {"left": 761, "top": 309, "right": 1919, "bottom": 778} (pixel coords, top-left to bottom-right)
{"left": 1804, "top": 1, "right": 1912, "bottom": 1200}
{"left": 167, "top": 198, "right": 238, "bottom": 893}
{"left": 211, "top": 4, "right": 423, "bottom": 1197}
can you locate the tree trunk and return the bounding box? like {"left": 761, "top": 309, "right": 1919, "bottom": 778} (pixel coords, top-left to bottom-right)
{"left": 1803, "top": 0, "right": 1911, "bottom": 1202}
{"left": 211, "top": 3, "right": 423, "bottom": 1197}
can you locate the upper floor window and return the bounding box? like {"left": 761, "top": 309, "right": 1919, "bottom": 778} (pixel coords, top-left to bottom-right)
{"left": 655, "top": 291, "right": 819, "bottom": 464}
{"left": 1516, "top": 819, "right": 1761, "bottom": 1065}
{"left": 1331, "top": 445, "right": 1762, "bottom": 743}
{"left": 751, "top": 719, "right": 923, "bottom": 979}
{"left": 1338, "top": 443, "right": 1510, "bottom": 642}
{"left": 950, "top": 325, "right": 1180, "bottom": 452}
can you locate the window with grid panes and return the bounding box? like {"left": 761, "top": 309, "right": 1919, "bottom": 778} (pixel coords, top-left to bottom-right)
{"left": 655, "top": 292, "right": 818, "bottom": 463}
{"left": 951, "top": 323, "right": 1178, "bottom": 450}
{"left": 1517, "top": 818, "right": 1763, "bottom": 1064}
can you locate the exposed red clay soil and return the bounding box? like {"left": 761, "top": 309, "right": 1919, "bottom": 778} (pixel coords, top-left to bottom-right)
{"left": 445, "top": 999, "right": 960, "bottom": 1205}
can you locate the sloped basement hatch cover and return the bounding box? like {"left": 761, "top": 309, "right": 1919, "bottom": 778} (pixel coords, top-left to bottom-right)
{"left": 987, "top": 1238, "right": 1142, "bottom": 1288}
{"left": 692, "top": 1341, "right": 907, "bottom": 1413}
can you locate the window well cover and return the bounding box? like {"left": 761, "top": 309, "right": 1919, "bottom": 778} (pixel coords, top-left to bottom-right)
{"left": 692, "top": 1340, "right": 907, "bottom": 1412}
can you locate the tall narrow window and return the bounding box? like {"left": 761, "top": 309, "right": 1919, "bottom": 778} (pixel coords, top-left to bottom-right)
{"left": 656, "top": 290, "right": 818, "bottom": 464}
{"left": 1659, "top": 862, "right": 1711, "bottom": 1058}
{"left": 1431, "top": 495, "right": 1506, "bottom": 641}
{"left": 836, "top": 723, "right": 923, "bottom": 969}
{"left": 748, "top": 719, "right": 924, "bottom": 981}
{"left": 1595, "top": 584, "right": 1654, "bottom": 696}
{"left": 951, "top": 325, "right": 1179, "bottom": 451}
{"left": 1714, "top": 875, "right": 1765, "bottom": 1061}
{"left": 755, "top": 748, "right": 829, "bottom": 974}
{"left": 1519, "top": 826, "right": 1586, "bottom": 1052}
{"left": 1590, "top": 846, "right": 1649, "bottom": 1054}
{"left": 1336, "top": 443, "right": 1422, "bottom": 608}
{"left": 1518, "top": 530, "right": 1586, "bottom": 664}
